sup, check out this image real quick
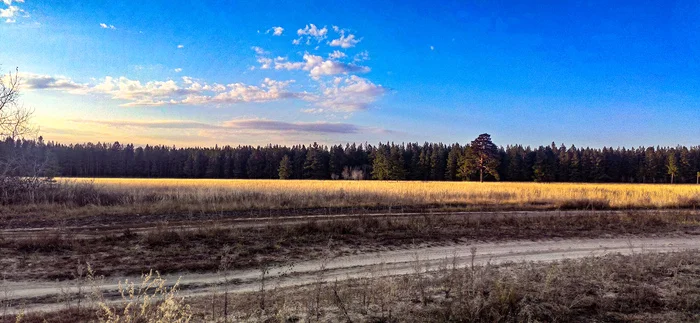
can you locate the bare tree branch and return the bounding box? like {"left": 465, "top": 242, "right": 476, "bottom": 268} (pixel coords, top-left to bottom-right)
{"left": 0, "top": 67, "right": 51, "bottom": 204}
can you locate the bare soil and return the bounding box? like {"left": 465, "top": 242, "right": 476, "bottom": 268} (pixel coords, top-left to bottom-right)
{"left": 2, "top": 210, "right": 700, "bottom": 282}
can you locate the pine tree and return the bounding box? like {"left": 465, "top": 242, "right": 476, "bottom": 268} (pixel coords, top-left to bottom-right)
{"left": 444, "top": 145, "right": 460, "bottom": 181}
{"left": 278, "top": 155, "right": 292, "bottom": 179}
{"left": 371, "top": 149, "right": 390, "bottom": 180}
{"left": 468, "top": 134, "right": 500, "bottom": 182}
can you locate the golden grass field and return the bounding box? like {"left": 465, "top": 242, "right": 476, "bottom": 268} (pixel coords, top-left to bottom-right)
{"left": 56, "top": 178, "right": 700, "bottom": 213}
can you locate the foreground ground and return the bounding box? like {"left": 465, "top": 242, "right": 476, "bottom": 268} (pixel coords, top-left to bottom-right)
{"left": 2, "top": 179, "right": 700, "bottom": 321}
{"left": 6, "top": 247, "right": 700, "bottom": 322}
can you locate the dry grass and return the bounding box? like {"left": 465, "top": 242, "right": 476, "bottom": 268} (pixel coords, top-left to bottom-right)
{"left": 2, "top": 178, "right": 699, "bottom": 222}
{"left": 198, "top": 251, "right": 700, "bottom": 322}
{"left": 36, "top": 178, "right": 700, "bottom": 214}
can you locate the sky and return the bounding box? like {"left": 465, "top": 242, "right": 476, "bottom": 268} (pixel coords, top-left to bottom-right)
{"left": 1, "top": 0, "right": 699, "bottom": 148}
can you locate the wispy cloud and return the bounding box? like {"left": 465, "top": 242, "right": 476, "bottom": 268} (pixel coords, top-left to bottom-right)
{"left": 224, "top": 119, "right": 360, "bottom": 134}
{"left": 177, "top": 44, "right": 184, "bottom": 49}
{"left": 70, "top": 119, "right": 213, "bottom": 129}
{"left": 99, "top": 23, "right": 116, "bottom": 30}
{"left": 251, "top": 46, "right": 267, "bottom": 55}
{"left": 252, "top": 46, "right": 273, "bottom": 69}
{"left": 353, "top": 50, "right": 369, "bottom": 62}
{"left": 174, "top": 68, "right": 182, "bottom": 73}
{"left": 70, "top": 118, "right": 365, "bottom": 134}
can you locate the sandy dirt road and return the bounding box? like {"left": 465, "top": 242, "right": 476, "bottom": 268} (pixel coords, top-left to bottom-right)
{"left": 5, "top": 235, "right": 700, "bottom": 314}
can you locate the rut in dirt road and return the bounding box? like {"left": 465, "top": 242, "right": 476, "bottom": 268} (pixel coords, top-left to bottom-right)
{"left": 5, "top": 236, "right": 700, "bottom": 314}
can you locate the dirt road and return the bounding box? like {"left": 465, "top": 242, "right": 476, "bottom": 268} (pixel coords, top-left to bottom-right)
{"left": 5, "top": 235, "right": 700, "bottom": 314}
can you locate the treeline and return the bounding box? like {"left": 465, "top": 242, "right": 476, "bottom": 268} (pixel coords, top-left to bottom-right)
{"left": 3, "top": 136, "right": 700, "bottom": 183}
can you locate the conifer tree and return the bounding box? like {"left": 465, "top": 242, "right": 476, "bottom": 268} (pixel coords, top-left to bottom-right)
{"left": 278, "top": 155, "right": 292, "bottom": 179}
{"left": 467, "top": 133, "right": 500, "bottom": 182}
{"left": 371, "top": 149, "right": 390, "bottom": 180}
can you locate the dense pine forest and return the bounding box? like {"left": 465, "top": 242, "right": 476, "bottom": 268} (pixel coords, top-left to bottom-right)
{"left": 3, "top": 135, "right": 700, "bottom": 183}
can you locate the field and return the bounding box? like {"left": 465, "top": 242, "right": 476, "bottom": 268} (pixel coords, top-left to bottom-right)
{"left": 7, "top": 178, "right": 700, "bottom": 219}
{"left": 3, "top": 179, "right": 700, "bottom": 322}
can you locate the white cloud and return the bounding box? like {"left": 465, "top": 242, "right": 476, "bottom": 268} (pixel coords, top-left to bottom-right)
{"left": 430, "top": 45, "right": 434, "bottom": 51}
{"left": 23, "top": 71, "right": 293, "bottom": 107}
{"left": 295, "top": 24, "right": 328, "bottom": 44}
{"left": 329, "top": 50, "right": 346, "bottom": 59}
{"left": 309, "top": 75, "right": 384, "bottom": 112}
{"left": 2, "top": 0, "right": 25, "bottom": 5}
{"left": 268, "top": 26, "right": 284, "bottom": 36}
{"left": 177, "top": 44, "right": 184, "bottom": 49}
{"left": 271, "top": 53, "right": 370, "bottom": 78}
{"left": 99, "top": 23, "right": 116, "bottom": 30}
{"left": 23, "top": 21, "right": 379, "bottom": 112}
{"left": 1, "top": 5, "right": 20, "bottom": 23}
{"left": 1, "top": 0, "right": 25, "bottom": 23}
{"left": 303, "top": 53, "right": 370, "bottom": 78}
{"left": 180, "top": 78, "right": 296, "bottom": 105}
{"left": 329, "top": 31, "right": 360, "bottom": 48}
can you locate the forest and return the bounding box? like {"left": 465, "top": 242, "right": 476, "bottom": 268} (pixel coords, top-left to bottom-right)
{"left": 3, "top": 135, "right": 699, "bottom": 183}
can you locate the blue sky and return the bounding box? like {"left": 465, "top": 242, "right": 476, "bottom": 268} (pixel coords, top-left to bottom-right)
{"left": 1, "top": 0, "right": 699, "bottom": 147}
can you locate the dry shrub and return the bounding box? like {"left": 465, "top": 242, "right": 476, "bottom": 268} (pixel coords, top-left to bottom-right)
{"left": 98, "top": 270, "right": 192, "bottom": 323}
